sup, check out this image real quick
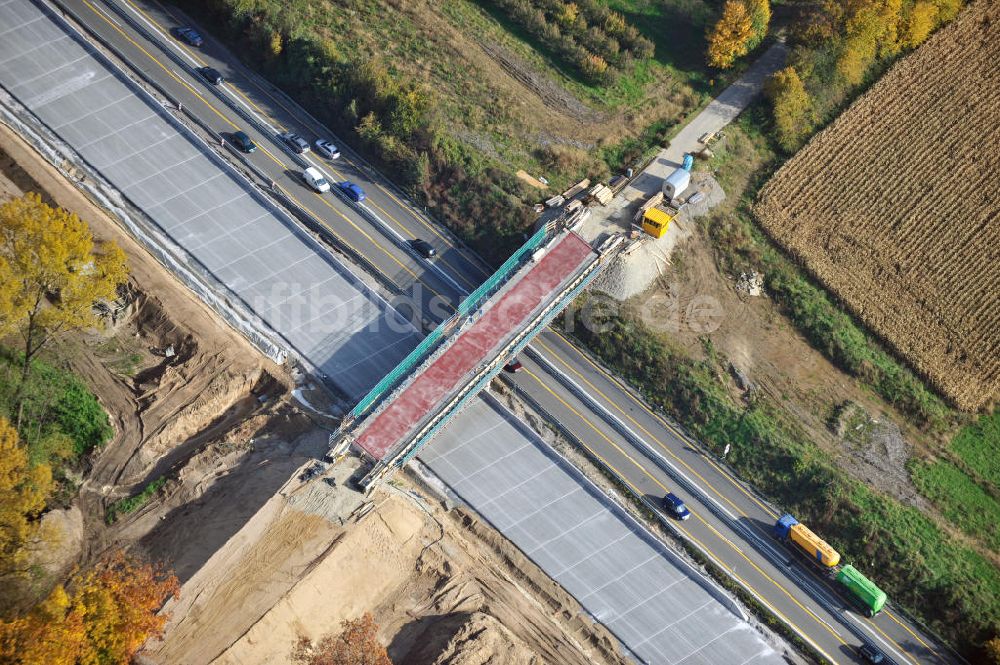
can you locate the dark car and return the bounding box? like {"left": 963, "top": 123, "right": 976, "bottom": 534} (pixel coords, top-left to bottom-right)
{"left": 338, "top": 181, "right": 365, "bottom": 202}
{"left": 279, "top": 132, "right": 310, "bottom": 154}
{"left": 197, "top": 66, "right": 223, "bottom": 85}
{"left": 175, "top": 27, "right": 203, "bottom": 47}
{"left": 663, "top": 492, "right": 691, "bottom": 520}
{"left": 503, "top": 358, "right": 523, "bottom": 374}
{"left": 410, "top": 238, "right": 437, "bottom": 258}
{"left": 857, "top": 643, "right": 885, "bottom": 664}
{"left": 231, "top": 131, "right": 256, "bottom": 153}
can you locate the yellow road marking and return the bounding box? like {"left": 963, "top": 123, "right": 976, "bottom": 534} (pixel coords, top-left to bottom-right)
{"left": 550, "top": 330, "right": 778, "bottom": 518}
{"left": 84, "top": 0, "right": 292, "bottom": 172}
{"left": 865, "top": 616, "right": 920, "bottom": 665}
{"left": 886, "top": 610, "right": 940, "bottom": 659}
{"left": 119, "top": 0, "right": 480, "bottom": 297}
{"left": 521, "top": 368, "right": 844, "bottom": 660}
{"left": 140, "top": 0, "right": 489, "bottom": 287}
{"left": 536, "top": 335, "right": 777, "bottom": 525}
{"left": 534, "top": 339, "right": 928, "bottom": 661}
{"left": 94, "top": 0, "right": 462, "bottom": 306}
{"left": 97, "top": 4, "right": 924, "bottom": 660}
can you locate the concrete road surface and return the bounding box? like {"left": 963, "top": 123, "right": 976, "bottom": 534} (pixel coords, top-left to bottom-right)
{"left": 0, "top": 0, "right": 420, "bottom": 399}
{"left": 422, "top": 394, "right": 785, "bottom": 665}
{"left": 1, "top": 2, "right": 958, "bottom": 662}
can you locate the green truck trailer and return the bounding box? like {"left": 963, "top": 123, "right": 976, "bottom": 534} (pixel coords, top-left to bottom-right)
{"left": 836, "top": 565, "right": 887, "bottom": 616}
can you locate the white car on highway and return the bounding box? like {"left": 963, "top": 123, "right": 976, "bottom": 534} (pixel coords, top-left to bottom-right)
{"left": 303, "top": 167, "right": 330, "bottom": 193}
{"left": 314, "top": 138, "right": 341, "bottom": 160}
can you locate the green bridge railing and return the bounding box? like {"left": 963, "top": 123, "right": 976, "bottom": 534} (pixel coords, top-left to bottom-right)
{"left": 349, "top": 223, "right": 552, "bottom": 420}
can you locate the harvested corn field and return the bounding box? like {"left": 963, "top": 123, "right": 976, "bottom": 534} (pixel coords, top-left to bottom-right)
{"left": 755, "top": 0, "right": 1000, "bottom": 411}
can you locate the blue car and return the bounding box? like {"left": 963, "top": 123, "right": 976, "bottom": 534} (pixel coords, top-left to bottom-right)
{"left": 175, "top": 27, "right": 203, "bottom": 47}
{"left": 338, "top": 181, "right": 365, "bottom": 202}
{"left": 663, "top": 492, "right": 691, "bottom": 520}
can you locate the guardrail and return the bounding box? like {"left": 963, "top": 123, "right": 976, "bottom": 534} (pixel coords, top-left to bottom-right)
{"left": 530, "top": 334, "right": 966, "bottom": 662}
{"left": 348, "top": 223, "right": 553, "bottom": 422}
{"left": 358, "top": 234, "right": 603, "bottom": 488}
{"left": 51, "top": 0, "right": 404, "bottom": 301}
{"left": 152, "top": 0, "right": 496, "bottom": 277}
{"left": 521, "top": 345, "right": 968, "bottom": 664}
{"left": 97, "top": 0, "right": 483, "bottom": 281}
{"left": 497, "top": 374, "right": 839, "bottom": 665}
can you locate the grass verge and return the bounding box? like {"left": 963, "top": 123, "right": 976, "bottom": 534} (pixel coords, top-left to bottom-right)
{"left": 950, "top": 413, "right": 1000, "bottom": 490}
{"left": 106, "top": 476, "right": 167, "bottom": 525}
{"left": 910, "top": 459, "right": 1000, "bottom": 551}
{"left": 569, "top": 305, "right": 999, "bottom": 655}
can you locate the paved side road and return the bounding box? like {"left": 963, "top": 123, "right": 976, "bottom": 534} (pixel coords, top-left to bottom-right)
{"left": 630, "top": 42, "right": 788, "bottom": 201}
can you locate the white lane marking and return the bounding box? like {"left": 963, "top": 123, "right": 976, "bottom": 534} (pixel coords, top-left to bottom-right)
{"left": 93, "top": 2, "right": 122, "bottom": 26}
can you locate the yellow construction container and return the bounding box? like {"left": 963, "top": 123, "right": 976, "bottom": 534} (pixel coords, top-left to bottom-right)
{"left": 789, "top": 522, "right": 841, "bottom": 567}
{"left": 642, "top": 207, "right": 673, "bottom": 239}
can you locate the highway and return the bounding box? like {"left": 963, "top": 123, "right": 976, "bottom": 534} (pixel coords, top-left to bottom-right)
{"left": 21, "top": 0, "right": 960, "bottom": 662}
{"left": 60, "top": 0, "right": 486, "bottom": 322}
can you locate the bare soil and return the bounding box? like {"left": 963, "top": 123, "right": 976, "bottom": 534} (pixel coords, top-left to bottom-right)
{"left": 647, "top": 226, "right": 936, "bottom": 506}
{"left": 1, "top": 116, "right": 634, "bottom": 664}
{"left": 141, "top": 459, "right": 628, "bottom": 665}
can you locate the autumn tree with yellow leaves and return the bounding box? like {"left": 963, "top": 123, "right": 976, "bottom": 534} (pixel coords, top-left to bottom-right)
{"left": 707, "top": 0, "right": 755, "bottom": 69}
{"left": 904, "top": 1, "right": 938, "bottom": 47}
{"left": 0, "top": 193, "right": 128, "bottom": 425}
{"left": 766, "top": 66, "right": 814, "bottom": 152}
{"left": 0, "top": 417, "right": 51, "bottom": 586}
{"left": 0, "top": 550, "right": 179, "bottom": 665}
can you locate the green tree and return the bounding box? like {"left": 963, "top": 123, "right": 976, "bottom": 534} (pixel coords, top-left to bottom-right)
{"left": 745, "top": 0, "right": 771, "bottom": 49}
{"left": 409, "top": 151, "right": 432, "bottom": 194}
{"left": 707, "top": 0, "right": 755, "bottom": 69}
{"left": 766, "top": 66, "right": 814, "bottom": 152}
{"left": 355, "top": 112, "right": 384, "bottom": 147}
{"left": 0, "top": 194, "right": 128, "bottom": 426}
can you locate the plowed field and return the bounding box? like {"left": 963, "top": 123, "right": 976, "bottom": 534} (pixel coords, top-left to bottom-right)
{"left": 755, "top": 0, "right": 1000, "bottom": 411}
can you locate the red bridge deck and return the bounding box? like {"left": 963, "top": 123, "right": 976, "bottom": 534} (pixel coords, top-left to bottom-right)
{"left": 355, "top": 232, "right": 595, "bottom": 460}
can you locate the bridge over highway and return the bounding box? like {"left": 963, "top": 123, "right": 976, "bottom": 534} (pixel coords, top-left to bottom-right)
{"left": 332, "top": 223, "right": 619, "bottom": 487}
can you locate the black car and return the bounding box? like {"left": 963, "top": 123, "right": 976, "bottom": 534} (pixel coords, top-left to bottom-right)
{"left": 503, "top": 358, "right": 523, "bottom": 373}
{"left": 231, "top": 131, "right": 256, "bottom": 153}
{"left": 197, "top": 66, "right": 223, "bottom": 85}
{"left": 410, "top": 238, "right": 436, "bottom": 258}
{"left": 175, "top": 27, "right": 203, "bottom": 47}
{"left": 857, "top": 642, "right": 885, "bottom": 664}
{"left": 279, "top": 132, "right": 310, "bottom": 154}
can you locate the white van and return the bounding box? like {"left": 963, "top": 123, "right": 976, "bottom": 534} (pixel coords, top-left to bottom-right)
{"left": 303, "top": 166, "right": 330, "bottom": 193}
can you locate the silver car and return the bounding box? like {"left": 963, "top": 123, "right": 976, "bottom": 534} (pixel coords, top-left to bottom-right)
{"left": 314, "top": 138, "right": 340, "bottom": 160}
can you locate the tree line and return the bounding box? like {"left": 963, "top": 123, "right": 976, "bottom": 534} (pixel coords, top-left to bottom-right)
{"left": 479, "top": 0, "right": 655, "bottom": 83}
{"left": 0, "top": 194, "right": 177, "bottom": 664}
{"left": 706, "top": 0, "right": 965, "bottom": 152}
